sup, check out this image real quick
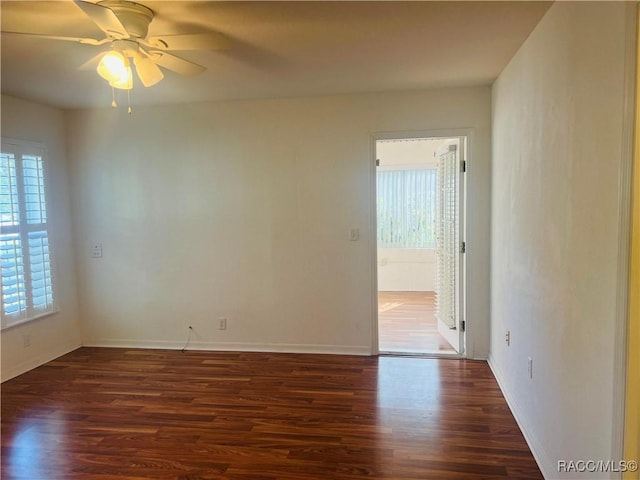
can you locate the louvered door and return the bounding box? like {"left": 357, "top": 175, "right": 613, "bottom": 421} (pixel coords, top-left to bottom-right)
{"left": 435, "top": 142, "right": 463, "bottom": 349}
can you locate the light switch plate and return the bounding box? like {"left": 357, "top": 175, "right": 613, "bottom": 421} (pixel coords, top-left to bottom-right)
{"left": 91, "top": 243, "right": 102, "bottom": 258}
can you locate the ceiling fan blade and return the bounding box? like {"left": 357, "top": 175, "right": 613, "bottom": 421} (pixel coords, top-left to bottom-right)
{"left": 74, "top": 0, "right": 128, "bottom": 38}
{"left": 78, "top": 52, "right": 107, "bottom": 71}
{"left": 146, "top": 32, "right": 230, "bottom": 51}
{"left": 134, "top": 55, "right": 164, "bottom": 87}
{"left": 1, "top": 31, "right": 108, "bottom": 46}
{"left": 150, "top": 52, "right": 206, "bottom": 76}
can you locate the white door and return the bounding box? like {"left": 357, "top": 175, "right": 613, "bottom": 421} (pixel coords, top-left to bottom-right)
{"left": 435, "top": 139, "right": 465, "bottom": 354}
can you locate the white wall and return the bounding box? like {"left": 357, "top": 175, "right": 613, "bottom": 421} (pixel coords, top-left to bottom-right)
{"left": 490, "top": 3, "right": 632, "bottom": 478}
{"left": 0, "top": 95, "right": 81, "bottom": 381}
{"left": 66, "top": 87, "right": 491, "bottom": 357}
{"left": 376, "top": 137, "right": 442, "bottom": 169}
{"left": 377, "top": 248, "right": 436, "bottom": 292}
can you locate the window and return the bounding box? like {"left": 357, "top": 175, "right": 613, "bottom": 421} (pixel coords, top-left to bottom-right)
{"left": 377, "top": 169, "right": 437, "bottom": 248}
{"left": 1, "top": 140, "right": 55, "bottom": 328}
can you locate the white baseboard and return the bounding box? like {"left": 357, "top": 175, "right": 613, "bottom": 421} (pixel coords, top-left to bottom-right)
{"left": 1, "top": 342, "right": 81, "bottom": 382}
{"left": 82, "top": 338, "right": 372, "bottom": 356}
{"left": 487, "top": 354, "right": 552, "bottom": 480}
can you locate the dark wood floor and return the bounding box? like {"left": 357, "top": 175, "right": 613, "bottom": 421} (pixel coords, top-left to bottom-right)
{"left": 1, "top": 348, "right": 542, "bottom": 479}
{"left": 378, "top": 291, "right": 455, "bottom": 353}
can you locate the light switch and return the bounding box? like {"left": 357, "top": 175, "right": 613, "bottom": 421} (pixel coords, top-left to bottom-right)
{"left": 91, "top": 243, "right": 102, "bottom": 258}
{"left": 349, "top": 228, "right": 360, "bottom": 241}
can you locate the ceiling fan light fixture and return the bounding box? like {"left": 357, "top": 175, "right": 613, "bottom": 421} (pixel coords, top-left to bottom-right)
{"left": 8, "top": 0, "right": 219, "bottom": 107}
{"left": 97, "top": 50, "right": 127, "bottom": 82}
{"left": 134, "top": 56, "right": 164, "bottom": 87}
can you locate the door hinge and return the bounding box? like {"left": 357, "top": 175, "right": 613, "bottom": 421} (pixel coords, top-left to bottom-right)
{"left": 376, "top": 158, "right": 380, "bottom": 167}
{"left": 461, "top": 160, "right": 467, "bottom": 172}
{"left": 460, "top": 241, "right": 466, "bottom": 254}
{"left": 461, "top": 320, "right": 466, "bottom": 332}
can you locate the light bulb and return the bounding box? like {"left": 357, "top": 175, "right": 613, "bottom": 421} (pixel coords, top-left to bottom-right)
{"left": 109, "top": 64, "right": 133, "bottom": 90}
{"left": 97, "top": 51, "right": 127, "bottom": 83}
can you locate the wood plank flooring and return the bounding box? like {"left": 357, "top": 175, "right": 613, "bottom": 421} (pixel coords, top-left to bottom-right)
{"left": 378, "top": 291, "right": 455, "bottom": 353}
{"left": 1, "top": 348, "right": 542, "bottom": 479}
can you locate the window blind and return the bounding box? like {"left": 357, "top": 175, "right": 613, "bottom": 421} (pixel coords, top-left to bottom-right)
{"left": 377, "top": 169, "right": 437, "bottom": 249}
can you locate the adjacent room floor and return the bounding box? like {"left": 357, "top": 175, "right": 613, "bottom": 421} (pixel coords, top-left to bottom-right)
{"left": 1, "top": 347, "right": 542, "bottom": 479}
{"left": 378, "top": 291, "right": 456, "bottom": 354}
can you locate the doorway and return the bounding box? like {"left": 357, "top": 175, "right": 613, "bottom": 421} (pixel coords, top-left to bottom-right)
{"left": 375, "top": 136, "right": 466, "bottom": 355}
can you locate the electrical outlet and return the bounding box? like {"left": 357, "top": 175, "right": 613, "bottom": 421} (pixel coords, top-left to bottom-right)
{"left": 505, "top": 330, "right": 511, "bottom": 346}
{"left": 527, "top": 357, "right": 533, "bottom": 379}
{"left": 23, "top": 334, "right": 31, "bottom": 347}
{"left": 218, "top": 318, "right": 227, "bottom": 330}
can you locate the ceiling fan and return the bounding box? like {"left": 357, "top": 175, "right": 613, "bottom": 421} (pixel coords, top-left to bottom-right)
{"left": 2, "top": 0, "right": 229, "bottom": 92}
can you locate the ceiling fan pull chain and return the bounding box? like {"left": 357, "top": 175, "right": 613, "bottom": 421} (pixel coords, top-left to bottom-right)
{"left": 111, "top": 86, "right": 117, "bottom": 108}
{"left": 127, "top": 89, "right": 132, "bottom": 115}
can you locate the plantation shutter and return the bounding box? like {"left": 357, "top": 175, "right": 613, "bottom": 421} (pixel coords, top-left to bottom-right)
{"left": 435, "top": 145, "right": 458, "bottom": 329}
{"left": 0, "top": 151, "right": 27, "bottom": 316}
{"left": 0, "top": 141, "right": 55, "bottom": 328}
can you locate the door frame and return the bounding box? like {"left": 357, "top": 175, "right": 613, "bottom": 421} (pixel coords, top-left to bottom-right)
{"left": 370, "top": 128, "right": 472, "bottom": 357}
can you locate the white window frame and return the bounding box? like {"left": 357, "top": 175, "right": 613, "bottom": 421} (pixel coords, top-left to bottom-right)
{"left": 1, "top": 138, "right": 58, "bottom": 330}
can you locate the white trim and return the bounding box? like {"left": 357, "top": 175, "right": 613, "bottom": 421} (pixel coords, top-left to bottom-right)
{"left": 373, "top": 129, "right": 472, "bottom": 142}
{"left": 611, "top": 2, "right": 637, "bottom": 470}
{"left": 488, "top": 354, "right": 551, "bottom": 480}
{"left": 82, "top": 339, "right": 372, "bottom": 356}
{"left": 0, "top": 308, "right": 60, "bottom": 331}
{"left": 1, "top": 342, "right": 80, "bottom": 382}
{"left": 369, "top": 133, "right": 379, "bottom": 355}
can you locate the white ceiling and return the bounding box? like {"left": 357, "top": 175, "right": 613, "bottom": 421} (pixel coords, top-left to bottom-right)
{"left": 1, "top": 1, "right": 551, "bottom": 110}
